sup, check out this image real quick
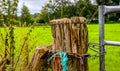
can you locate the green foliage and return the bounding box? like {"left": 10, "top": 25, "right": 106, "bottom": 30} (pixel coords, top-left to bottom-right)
{"left": 39, "top": 19, "right": 45, "bottom": 23}
{"left": 38, "top": 0, "right": 120, "bottom": 23}
{"left": 96, "top": 0, "right": 112, "bottom": 5}
{"left": 13, "top": 19, "right": 19, "bottom": 26}
{"left": 20, "top": 5, "right": 34, "bottom": 26}
{"left": 0, "top": 0, "right": 19, "bottom": 71}
{"left": 0, "top": 26, "right": 44, "bottom": 71}
{"left": 39, "top": 4, "right": 50, "bottom": 23}
{"left": 38, "top": 0, "right": 98, "bottom": 23}
{"left": 112, "top": 0, "right": 120, "bottom": 5}
{"left": 48, "top": 0, "right": 75, "bottom": 19}
{"left": 96, "top": 0, "right": 120, "bottom": 5}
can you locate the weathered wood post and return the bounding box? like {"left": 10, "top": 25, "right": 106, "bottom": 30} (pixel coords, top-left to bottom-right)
{"left": 24, "top": 45, "right": 52, "bottom": 71}
{"left": 50, "top": 17, "right": 88, "bottom": 71}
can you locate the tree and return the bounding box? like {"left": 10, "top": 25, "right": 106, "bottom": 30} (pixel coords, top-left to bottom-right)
{"left": 48, "top": 0, "right": 73, "bottom": 19}
{"left": 20, "top": 5, "right": 34, "bottom": 26}
{"left": 32, "top": 13, "right": 39, "bottom": 18}
{"left": 45, "top": 0, "right": 97, "bottom": 22}
{"left": 39, "top": 4, "right": 50, "bottom": 23}
{"left": 96, "top": 0, "right": 120, "bottom": 5}
{"left": 96, "top": 0, "right": 112, "bottom": 5}
{"left": 112, "top": 0, "right": 120, "bottom": 5}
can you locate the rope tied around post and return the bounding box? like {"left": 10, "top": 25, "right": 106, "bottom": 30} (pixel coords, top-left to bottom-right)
{"left": 47, "top": 52, "right": 68, "bottom": 71}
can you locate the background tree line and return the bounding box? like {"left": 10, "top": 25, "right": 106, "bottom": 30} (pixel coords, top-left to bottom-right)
{"left": 37, "top": 0, "right": 120, "bottom": 24}
{"left": 0, "top": 0, "right": 120, "bottom": 27}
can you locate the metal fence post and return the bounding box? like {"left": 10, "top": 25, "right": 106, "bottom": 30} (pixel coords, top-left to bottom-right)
{"left": 99, "top": 5, "right": 106, "bottom": 71}
{"left": 99, "top": 5, "right": 120, "bottom": 71}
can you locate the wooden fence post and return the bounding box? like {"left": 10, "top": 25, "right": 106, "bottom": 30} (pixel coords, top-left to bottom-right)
{"left": 25, "top": 45, "right": 52, "bottom": 71}
{"left": 50, "top": 17, "right": 88, "bottom": 71}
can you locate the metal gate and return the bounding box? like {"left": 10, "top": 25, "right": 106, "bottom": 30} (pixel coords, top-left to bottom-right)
{"left": 99, "top": 5, "right": 120, "bottom": 71}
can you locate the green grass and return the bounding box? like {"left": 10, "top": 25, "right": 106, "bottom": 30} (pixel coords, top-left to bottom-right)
{"left": 13, "top": 26, "right": 53, "bottom": 60}
{"left": 88, "top": 23, "right": 120, "bottom": 71}
{"left": 0, "top": 26, "right": 53, "bottom": 70}
{"left": 0, "top": 23, "right": 120, "bottom": 71}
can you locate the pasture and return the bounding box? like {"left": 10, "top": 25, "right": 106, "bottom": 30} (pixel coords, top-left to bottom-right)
{"left": 88, "top": 23, "right": 120, "bottom": 71}
{"left": 0, "top": 23, "right": 120, "bottom": 71}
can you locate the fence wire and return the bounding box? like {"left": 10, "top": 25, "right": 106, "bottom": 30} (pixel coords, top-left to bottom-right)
{"left": 88, "top": 42, "right": 105, "bottom": 57}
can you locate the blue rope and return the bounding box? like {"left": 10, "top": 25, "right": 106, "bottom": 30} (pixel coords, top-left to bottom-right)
{"left": 47, "top": 52, "right": 68, "bottom": 71}
{"left": 60, "top": 52, "right": 68, "bottom": 71}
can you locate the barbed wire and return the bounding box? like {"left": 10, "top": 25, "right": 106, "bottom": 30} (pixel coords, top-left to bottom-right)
{"left": 88, "top": 42, "right": 106, "bottom": 57}
{"left": 88, "top": 42, "right": 99, "bottom": 52}
{"left": 44, "top": 42, "right": 106, "bottom": 61}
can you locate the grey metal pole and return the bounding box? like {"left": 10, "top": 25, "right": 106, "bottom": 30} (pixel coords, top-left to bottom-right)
{"left": 99, "top": 5, "right": 106, "bottom": 71}
{"left": 104, "top": 40, "right": 120, "bottom": 46}
{"left": 104, "top": 6, "right": 120, "bottom": 15}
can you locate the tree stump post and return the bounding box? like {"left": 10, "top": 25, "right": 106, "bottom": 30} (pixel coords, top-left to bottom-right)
{"left": 50, "top": 17, "right": 88, "bottom": 71}
{"left": 25, "top": 45, "right": 52, "bottom": 71}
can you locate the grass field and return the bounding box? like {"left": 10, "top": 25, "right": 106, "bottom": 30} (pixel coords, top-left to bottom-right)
{"left": 0, "top": 23, "right": 120, "bottom": 71}
{"left": 88, "top": 23, "right": 120, "bottom": 71}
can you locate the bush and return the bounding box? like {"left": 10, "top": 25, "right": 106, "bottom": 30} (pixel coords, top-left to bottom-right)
{"left": 39, "top": 19, "right": 45, "bottom": 23}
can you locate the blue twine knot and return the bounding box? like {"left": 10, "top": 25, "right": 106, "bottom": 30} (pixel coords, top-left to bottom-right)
{"left": 47, "top": 52, "right": 68, "bottom": 71}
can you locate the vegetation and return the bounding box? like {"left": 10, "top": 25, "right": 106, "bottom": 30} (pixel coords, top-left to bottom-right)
{"left": 0, "top": 0, "right": 19, "bottom": 71}
{"left": 0, "top": 23, "right": 120, "bottom": 71}
{"left": 38, "top": 0, "right": 120, "bottom": 23}
{"left": 20, "top": 5, "right": 34, "bottom": 26}
{"left": 0, "top": 26, "right": 52, "bottom": 70}
{"left": 0, "top": 0, "right": 120, "bottom": 71}
{"left": 1, "top": 0, "right": 120, "bottom": 26}
{"left": 88, "top": 23, "right": 120, "bottom": 71}
{"left": 96, "top": 0, "right": 120, "bottom": 5}
{"left": 39, "top": 0, "right": 97, "bottom": 23}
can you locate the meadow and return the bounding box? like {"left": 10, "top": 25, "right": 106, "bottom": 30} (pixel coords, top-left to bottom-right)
{"left": 88, "top": 23, "right": 120, "bottom": 71}
{"left": 0, "top": 23, "right": 120, "bottom": 71}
